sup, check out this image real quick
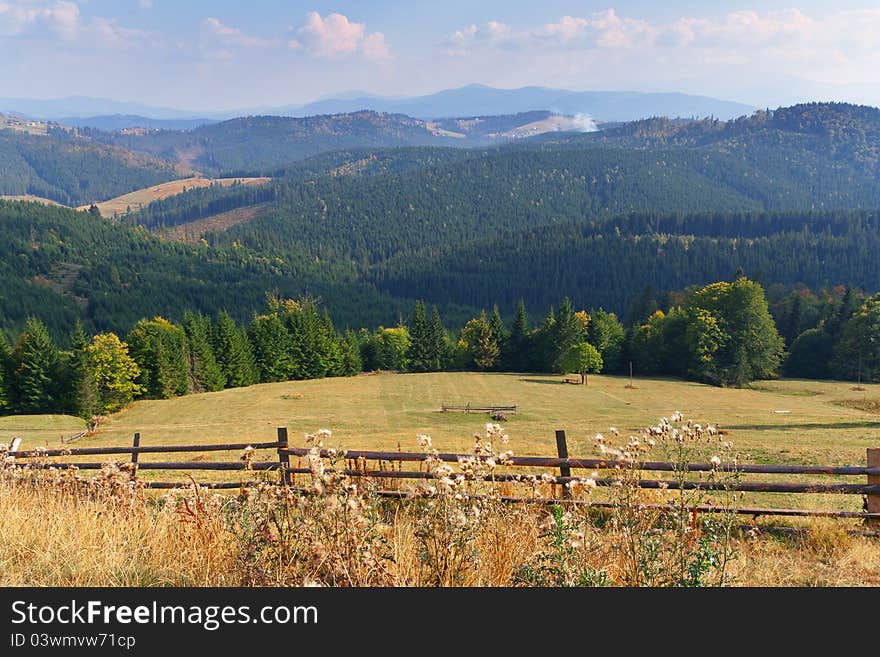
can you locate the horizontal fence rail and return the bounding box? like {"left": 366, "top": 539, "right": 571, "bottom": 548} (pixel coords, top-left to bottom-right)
{"left": 4, "top": 428, "right": 879, "bottom": 527}
{"left": 12, "top": 441, "right": 283, "bottom": 459}
{"left": 441, "top": 404, "right": 517, "bottom": 414}
{"left": 282, "top": 447, "right": 880, "bottom": 477}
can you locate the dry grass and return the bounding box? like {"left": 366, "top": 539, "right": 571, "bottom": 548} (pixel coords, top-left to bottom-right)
{"left": 0, "top": 194, "right": 62, "bottom": 206}
{"left": 0, "top": 476, "right": 235, "bottom": 586}
{"left": 79, "top": 177, "right": 271, "bottom": 217}
{"left": 163, "top": 203, "right": 271, "bottom": 244}
{"left": 2, "top": 473, "right": 877, "bottom": 587}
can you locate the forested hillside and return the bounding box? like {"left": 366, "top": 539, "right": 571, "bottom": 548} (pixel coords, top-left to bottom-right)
{"left": 0, "top": 200, "right": 415, "bottom": 339}
{"left": 89, "top": 112, "right": 498, "bottom": 174}
{"left": 0, "top": 127, "right": 178, "bottom": 205}
{"left": 2, "top": 102, "right": 880, "bottom": 353}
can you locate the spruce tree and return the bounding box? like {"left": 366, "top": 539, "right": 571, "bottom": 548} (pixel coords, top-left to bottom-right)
{"left": 10, "top": 317, "right": 62, "bottom": 413}
{"left": 285, "top": 302, "right": 327, "bottom": 380}
{"left": 552, "top": 298, "right": 583, "bottom": 372}
{"left": 339, "top": 330, "right": 363, "bottom": 376}
{"left": 507, "top": 299, "right": 532, "bottom": 372}
{"left": 183, "top": 311, "right": 225, "bottom": 392}
{"left": 0, "top": 332, "right": 10, "bottom": 412}
{"left": 536, "top": 306, "right": 557, "bottom": 372}
{"left": 427, "top": 305, "right": 449, "bottom": 371}
{"left": 488, "top": 305, "right": 508, "bottom": 370}
{"left": 320, "top": 309, "right": 344, "bottom": 377}
{"left": 63, "top": 320, "right": 97, "bottom": 418}
{"left": 213, "top": 311, "right": 257, "bottom": 388}
{"left": 408, "top": 301, "right": 431, "bottom": 372}
{"left": 248, "top": 314, "right": 292, "bottom": 383}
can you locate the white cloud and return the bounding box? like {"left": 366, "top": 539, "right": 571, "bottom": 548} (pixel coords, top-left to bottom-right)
{"left": 290, "top": 11, "right": 391, "bottom": 62}
{"left": 0, "top": 1, "right": 149, "bottom": 47}
{"left": 202, "top": 16, "right": 276, "bottom": 48}
{"left": 361, "top": 31, "right": 391, "bottom": 63}
{"left": 444, "top": 8, "right": 880, "bottom": 59}
{"left": 0, "top": 0, "right": 80, "bottom": 39}
{"left": 445, "top": 10, "right": 654, "bottom": 52}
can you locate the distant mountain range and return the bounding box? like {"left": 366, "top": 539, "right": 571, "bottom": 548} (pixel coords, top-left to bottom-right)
{"left": 59, "top": 115, "right": 218, "bottom": 132}
{"left": 3, "top": 101, "right": 880, "bottom": 337}
{"left": 0, "top": 85, "right": 756, "bottom": 129}
{"left": 282, "top": 84, "right": 756, "bottom": 122}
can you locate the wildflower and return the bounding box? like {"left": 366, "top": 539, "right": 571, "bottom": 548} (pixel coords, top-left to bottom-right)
{"left": 710, "top": 455, "right": 722, "bottom": 468}
{"left": 595, "top": 433, "right": 605, "bottom": 443}
{"left": 610, "top": 426, "right": 619, "bottom": 436}
{"left": 417, "top": 434, "right": 432, "bottom": 449}
{"left": 671, "top": 411, "right": 683, "bottom": 422}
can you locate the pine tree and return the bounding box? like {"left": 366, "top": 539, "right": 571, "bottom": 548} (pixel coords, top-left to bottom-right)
{"left": 427, "top": 305, "right": 449, "bottom": 371}
{"left": 320, "top": 309, "right": 345, "bottom": 377}
{"left": 536, "top": 305, "right": 557, "bottom": 372}
{"left": 783, "top": 294, "right": 803, "bottom": 346}
{"left": 10, "top": 317, "right": 62, "bottom": 413}
{"left": 488, "top": 305, "right": 507, "bottom": 370}
{"left": 63, "top": 320, "right": 97, "bottom": 418}
{"left": 213, "top": 311, "right": 257, "bottom": 388}
{"left": 0, "top": 332, "right": 10, "bottom": 412}
{"left": 248, "top": 313, "right": 292, "bottom": 383}
{"left": 407, "top": 301, "right": 431, "bottom": 372}
{"left": 183, "top": 311, "right": 225, "bottom": 392}
{"left": 507, "top": 299, "right": 532, "bottom": 372}
{"left": 285, "top": 302, "right": 328, "bottom": 380}
{"left": 552, "top": 298, "right": 584, "bottom": 372}
{"left": 338, "top": 330, "right": 363, "bottom": 376}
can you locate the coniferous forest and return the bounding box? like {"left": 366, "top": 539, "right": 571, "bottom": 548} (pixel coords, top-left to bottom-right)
{"left": 3, "top": 101, "right": 880, "bottom": 417}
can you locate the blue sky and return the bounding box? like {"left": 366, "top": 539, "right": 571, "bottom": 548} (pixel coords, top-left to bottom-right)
{"left": 2, "top": 1, "right": 880, "bottom": 111}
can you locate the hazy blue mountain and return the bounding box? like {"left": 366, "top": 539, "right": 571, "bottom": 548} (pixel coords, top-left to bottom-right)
{"left": 0, "top": 96, "right": 209, "bottom": 120}
{"left": 2, "top": 86, "right": 756, "bottom": 124}
{"left": 58, "top": 115, "right": 218, "bottom": 131}
{"left": 284, "top": 84, "right": 757, "bottom": 122}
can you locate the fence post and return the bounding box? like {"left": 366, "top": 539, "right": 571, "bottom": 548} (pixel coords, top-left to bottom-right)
{"left": 130, "top": 433, "right": 140, "bottom": 482}
{"left": 868, "top": 448, "right": 880, "bottom": 528}
{"left": 277, "top": 427, "right": 291, "bottom": 487}
{"left": 555, "top": 430, "right": 571, "bottom": 499}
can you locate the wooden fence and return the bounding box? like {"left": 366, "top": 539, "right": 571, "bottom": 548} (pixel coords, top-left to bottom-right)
{"left": 441, "top": 403, "right": 517, "bottom": 414}
{"left": 6, "top": 429, "right": 880, "bottom": 527}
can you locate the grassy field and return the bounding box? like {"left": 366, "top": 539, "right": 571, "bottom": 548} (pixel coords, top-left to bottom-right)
{"left": 6, "top": 372, "right": 877, "bottom": 460}
{"left": 0, "top": 414, "right": 86, "bottom": 444}
{"left": 3, "top": 372, "right": 878, "bottom": 511}
{"left": 78, "top": 176, "right": 271, "bottom": 217}
{"left": 0, "top": 194, "right": 63, "bottom": 206}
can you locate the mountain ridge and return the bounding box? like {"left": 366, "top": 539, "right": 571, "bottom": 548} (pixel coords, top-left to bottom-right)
{"left": 1, "top": 85, "right": 757, "bottom": 125}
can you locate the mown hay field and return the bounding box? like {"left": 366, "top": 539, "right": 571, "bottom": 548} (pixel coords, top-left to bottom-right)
{"left": 78, "top": 176, "right": 271, "bottom": 217}
{"left": 3, "top": 371, "right": 877, "bottom": 468}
